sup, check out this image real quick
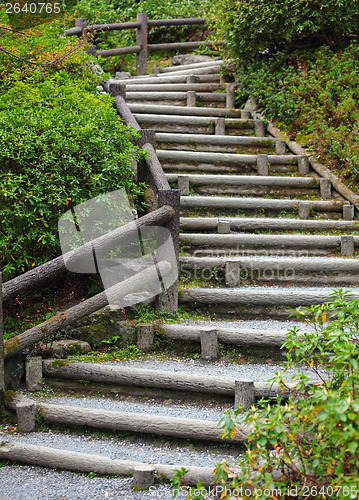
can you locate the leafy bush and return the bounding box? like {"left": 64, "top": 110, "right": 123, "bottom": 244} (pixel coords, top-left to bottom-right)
{"left": 215, "top": 289, "right": 359, "bottom": 499}
{"left": 0, "top": 15, "right": 144, "bottom": 281}
{"left": 0, "top": 15, "right": 98, "bottom": 88}
{"left": 235, "top": 43, "right": 359, "bottom": 185}
{"left": 210, "top": 0, "right": 359, "bottom": 61}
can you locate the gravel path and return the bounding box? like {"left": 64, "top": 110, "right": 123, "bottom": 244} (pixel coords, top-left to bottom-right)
{"left": 0, "top": 429, "right": 240, "bottom": 499}
{"left": 0, "top": 466, "right": 190, "bottom": 499}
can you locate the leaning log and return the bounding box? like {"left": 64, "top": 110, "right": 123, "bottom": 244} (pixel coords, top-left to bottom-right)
{"left": 4, "top": 261, "right": 172, "bottom": 359}
{"left": 2, "top": 205, "right": 174, "bottom": 302}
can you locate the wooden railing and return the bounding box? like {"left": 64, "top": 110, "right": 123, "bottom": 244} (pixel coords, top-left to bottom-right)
{"left": 66, "top": 15, "right": 223, "bottom": 75}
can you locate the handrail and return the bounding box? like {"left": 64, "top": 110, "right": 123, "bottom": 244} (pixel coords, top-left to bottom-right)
{"left": 65, "top": 17, "right": 205, "bottom": 37}
{"left": 2, "top": 206, "right": 174, "bottom": 302}
{"left": 66, "top": 15, "right": 215, "bottom": 75}
{"left": 143, "top": 143, "right": 171, "bottom": 191}
{"left": 4, "top": 261, "right": 172, "bottom": 359}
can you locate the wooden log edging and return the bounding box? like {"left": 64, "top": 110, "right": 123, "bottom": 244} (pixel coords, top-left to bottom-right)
{"left": 2, "top": 206, "right": 174, "bottom": 302}
{"left": 4, "top": 261, "right": 172, "bottom": 359}
{"left": 0, "top": 441, "right": 216, "bottom": 487}
{"left": 42, "top": 360, "right": 284, "bottom": 399}
{"left": 251, "top": 108, "right": 359, "bottom": 212}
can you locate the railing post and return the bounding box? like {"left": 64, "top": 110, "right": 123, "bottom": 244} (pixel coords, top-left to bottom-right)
{"left": 136, "top": 13, "right": 148, "bottom": 76}
{"left": 0, "top": 272, "right": 5, "bottom": 418}
{"left": 156, "top": 189, "right": 180, "bottom": 314}
{"left": 75, "top": 18, "right": 87, "bottom": 37}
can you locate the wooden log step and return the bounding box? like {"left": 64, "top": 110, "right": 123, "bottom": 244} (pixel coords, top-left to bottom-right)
{"left": 145, "top": 65, "right": 222, "bottom": 78}
{"left": 180, "top": 196, "right": 345, "bottom": 213}
{"left": 179, "top": 216, "right": 359, "bottom": 233}
{"left": 126, "top": 92, "right": 226, "bottom": 102}
{"left": 0, "top": 441, "right": 215, "bottom": 487}
{"left": 125, "top": 83, "right": 224, "bottom": 92}
{"left": 158, "top": 61, "right": 223, "bottom": 73}
{"left": 179, "top": 233, "right": 350, "bottom": 250}
{"left": 135, "top": 114, "right": 253, "bottom": 128}
{"left": 128, "top": 103, "right": 241, "bottom": 117}
{"left": 37, "top": 402, "right": 246, "bottom": 444}
{"left": 180, "top": 255, "right": 359, "bottom": 272}
{"left": 157, "top": 150, "right": 297, "bottom": 166}
{"left": 166, "top": 174, "right": 319, "bottom": 188}
{"left": 156, "top": 132, "right": 276, "bottom": 147}
{"left": 114, "top": 73, "right": 220, "bottom": 85}
{"left": 42, "top": 360, "right": 282, "bottom": 399}
{"left": 161, "top": 323, "right": 288, "bottom": 347}
{"left": 179, "top": 287, "right": 359, "bottom": 308}
{"left": 180, "top": 256, "right": 359, "bottom": 285}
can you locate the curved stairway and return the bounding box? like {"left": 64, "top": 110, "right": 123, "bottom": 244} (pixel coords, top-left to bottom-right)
{"left": 3, "top": 57, "right": 359, "bottom": 497}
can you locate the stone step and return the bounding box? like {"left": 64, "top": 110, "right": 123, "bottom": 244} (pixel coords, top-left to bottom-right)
{"left": 180, "top": 232, "right": 356, "bottom": 255}
{"left": 180, "top": 195, "right": 346, "bottom": 219}
{"left": 129, "top": 103, "right": 241, "bottom": 117}
{"left": 179, "top": 216, "right": 358, "bottom": 233}
{"left": 179, "top": 286, "right": 359, "bottom": 318}
{"left": 180, "top": 255, "right": 359, "bottom": 286}
{"left": 166, "top": 173, "right": 321, "bottom": 197}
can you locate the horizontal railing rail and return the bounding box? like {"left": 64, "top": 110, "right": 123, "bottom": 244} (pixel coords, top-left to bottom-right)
{"left": 67, "top": 15, "right": 221, "bottom": 75}
{"left": 65, "top": 17, "right": 205, "bottom": 37}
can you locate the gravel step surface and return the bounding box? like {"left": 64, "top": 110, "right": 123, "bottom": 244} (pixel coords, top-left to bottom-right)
{"left": 32, "top": 395, "right": 226, "bottom": 422}
{"left": 178, "top": 318, "right": 309, "bottom": 331}
{"left": 0, "top": 429, "right": 239, "bottom": 499}
{"left": 101, "top": 358, "right": 321, "bottom": 382}
{"left": 0, "top": 465, "right": 191, "bottom": 499}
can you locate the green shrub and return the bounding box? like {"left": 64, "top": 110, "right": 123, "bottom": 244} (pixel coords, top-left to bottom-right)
{"left": 215, "top": 289, "right": 359, "bottom": 499}
{"left": 0, "top": 16, "right": 144, "bottom": 281}
{"left": 210, "top": 0, "right": 359, "bottom": 61}
{"left": 0, "top": 77, "right": 143, "bottom": 280}
{"left": 235, "top": 43, "right": 359, "bottom": 183}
